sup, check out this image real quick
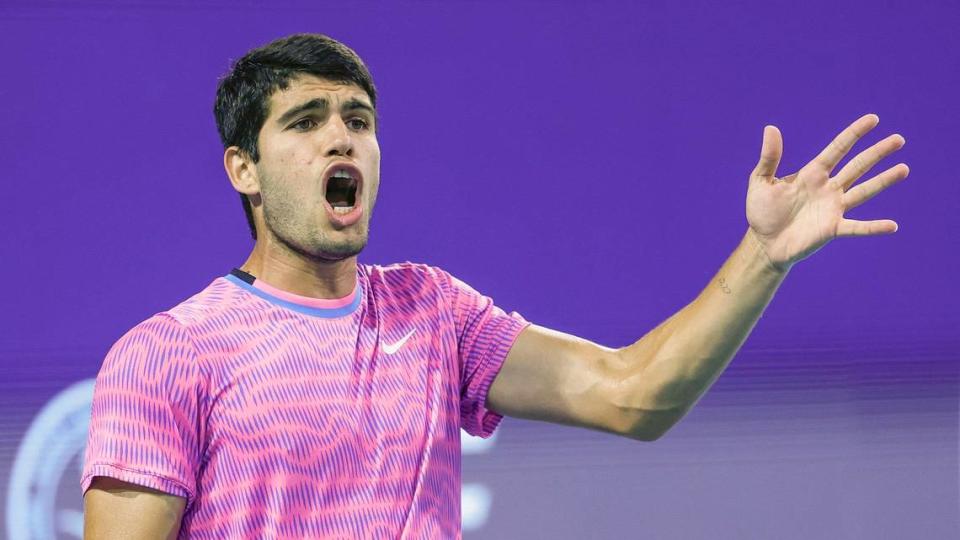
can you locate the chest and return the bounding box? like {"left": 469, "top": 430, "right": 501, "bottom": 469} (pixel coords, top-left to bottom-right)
{"left": 201, "top": 312, "right": 460, "bottom": 471}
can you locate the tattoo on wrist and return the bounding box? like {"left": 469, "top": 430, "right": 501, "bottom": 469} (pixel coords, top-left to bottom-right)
{"left": 718, "top": 277, "right": 731, "bottom": 294}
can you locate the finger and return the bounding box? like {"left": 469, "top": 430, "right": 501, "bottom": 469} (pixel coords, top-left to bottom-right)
{"left": 837, "top": 218, "right": 899, "bottom": 237}
{"left": 811, "top": 113, "right": 879, "bottom": 173}
{"left": 834, "top": 133, "right": 905, "bottom": 190}
{"left": 753, "top": 125, "right": 782, "bottom": 179}
{"left": 842, "top": 163, "right": 909, "bottom": 211}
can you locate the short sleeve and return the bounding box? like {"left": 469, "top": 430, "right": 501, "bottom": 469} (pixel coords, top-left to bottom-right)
{"left": 435, "top": 268, "right": 531, "bottom": 438}
{"left": 81, "top": 313, "right": 204, "bottom": 507}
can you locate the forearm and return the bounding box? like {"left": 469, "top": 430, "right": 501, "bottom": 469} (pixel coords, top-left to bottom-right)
{"left": 618, "top": 227, "right": 789, "bottom": 438}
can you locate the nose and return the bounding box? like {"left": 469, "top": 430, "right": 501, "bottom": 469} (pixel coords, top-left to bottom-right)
{"left": 324, "top": 116, "right": 353, "bottom": 157}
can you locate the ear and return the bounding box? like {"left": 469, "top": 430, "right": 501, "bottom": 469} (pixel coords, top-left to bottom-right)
{"left": 224, "top": 146, "right": 260, "bottom": 196}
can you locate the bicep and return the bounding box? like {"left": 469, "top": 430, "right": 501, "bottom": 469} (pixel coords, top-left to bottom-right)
{"left": 84, "top": 476, "right": 186, "bottom": 540}
{"left": 486, "top": 324, "right": 643, "bottom": 439}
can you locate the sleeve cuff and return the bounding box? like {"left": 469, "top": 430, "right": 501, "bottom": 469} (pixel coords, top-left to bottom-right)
{"left": 461, "top": 314, "right": 531, "bottom": 438}
{"left": 81, "top": 462, "right": 194, "bottom": 508}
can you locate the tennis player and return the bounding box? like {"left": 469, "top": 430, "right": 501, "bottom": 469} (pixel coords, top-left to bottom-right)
{"left": 81, "top": 33, "right": 909, "bottom": 539}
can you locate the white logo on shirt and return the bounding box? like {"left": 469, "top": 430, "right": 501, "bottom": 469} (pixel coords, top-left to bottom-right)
{"left": 382, "top": 329, "right": 416, "bottom": 354}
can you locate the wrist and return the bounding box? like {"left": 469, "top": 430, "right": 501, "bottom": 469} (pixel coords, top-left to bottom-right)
{"left": 744, "top": 227, "right": 792, "bottom": 275}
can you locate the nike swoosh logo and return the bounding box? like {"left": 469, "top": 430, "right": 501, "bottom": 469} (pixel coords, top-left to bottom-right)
{"left": 382, "top": 329, "right": 416, "bottom": 354}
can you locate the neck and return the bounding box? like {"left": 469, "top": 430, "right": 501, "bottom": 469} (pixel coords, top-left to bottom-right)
{"left": 240, "top": 236, "right": 358, "bottom": 300}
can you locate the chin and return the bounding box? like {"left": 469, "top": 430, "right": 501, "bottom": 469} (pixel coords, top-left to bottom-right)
{"left": 314, "top": 237, "right": 367, "bottom": 261}
{"left": 316, "top": 250, "right": 360, "bottom": 262}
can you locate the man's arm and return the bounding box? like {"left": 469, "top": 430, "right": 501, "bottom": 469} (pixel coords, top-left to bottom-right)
{"left": 487, "top": 229, "right": 784, "bottom": 441}
{"left": 486, "top": 323, "right": 639, "bottom": 438}
{"left": 84, "top": 476, "right": 186, "bottom": 539}
{"left": 613, "top": 227, "right": 787, "bottom": 439}
{"left": 489, "top": 114, "right": 907, "bottom": 441}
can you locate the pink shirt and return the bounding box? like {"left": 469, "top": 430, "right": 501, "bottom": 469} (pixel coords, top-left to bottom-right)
{"left": 81, "top": 262, "right": 529, "bottom": 538}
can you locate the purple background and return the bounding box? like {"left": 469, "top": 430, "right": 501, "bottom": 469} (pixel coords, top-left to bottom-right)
{"left": 2, "top": 1, "right": 957, "bottom": 538}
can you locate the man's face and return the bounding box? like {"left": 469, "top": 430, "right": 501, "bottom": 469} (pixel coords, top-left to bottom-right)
{"left": 253, "top": 74, "right": 380, "bottom": 261}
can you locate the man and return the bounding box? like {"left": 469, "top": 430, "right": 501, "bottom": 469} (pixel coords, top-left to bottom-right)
{"left": 81, "top": 33, "right": 909, "bottom": 538}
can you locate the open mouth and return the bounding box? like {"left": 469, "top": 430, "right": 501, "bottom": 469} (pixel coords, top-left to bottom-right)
{"left": 326, "top": 173, "right": 358, "bottom": 213}
{"left": 322, "top": 162, "right": 364, "bottom": 227}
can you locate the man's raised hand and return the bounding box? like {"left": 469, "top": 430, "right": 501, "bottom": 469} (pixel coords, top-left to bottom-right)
{"left": 744, "top": 114, "right": 910, "bottom": 273}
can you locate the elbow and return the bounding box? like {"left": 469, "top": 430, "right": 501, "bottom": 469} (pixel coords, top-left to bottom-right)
{"left": 621, "top": 405, "right": 687, "bottom": 442}
{"left": 623, "top": 430, "right": 660, "bottom": 442}
{"left": 611, "top": 372, "right": 686, "bottom": 443}
{"left": 625, "top": 419, "right": 671, "bottom": 442}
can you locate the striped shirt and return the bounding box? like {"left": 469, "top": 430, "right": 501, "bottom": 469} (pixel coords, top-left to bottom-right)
{"left": 82, "top": 262, "right": 529, "bottom": 538}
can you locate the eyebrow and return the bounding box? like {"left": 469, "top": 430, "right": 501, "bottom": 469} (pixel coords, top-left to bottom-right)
{"left": 275, "top": 97, "right": 377, "bottom": 127}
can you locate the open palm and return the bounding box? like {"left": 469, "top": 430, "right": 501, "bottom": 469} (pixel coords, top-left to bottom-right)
{"left": 745, "top": 114, "right": 910, "bottom": 273}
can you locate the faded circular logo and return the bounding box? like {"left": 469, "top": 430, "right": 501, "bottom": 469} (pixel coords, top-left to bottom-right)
{"left": 6, "top": 379, "right": 95, "bottom": 540}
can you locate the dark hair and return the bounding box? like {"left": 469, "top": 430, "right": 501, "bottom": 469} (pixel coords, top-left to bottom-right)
{"left": 214, "top": 33, "right": 378, "bottom": 240}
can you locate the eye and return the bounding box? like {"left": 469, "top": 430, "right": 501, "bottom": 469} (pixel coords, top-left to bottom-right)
{"left": 347, "top": 118, "right": 370, "bottom": 131}
{"left": 291, "top": 118, "right": 317, "bottom": 131}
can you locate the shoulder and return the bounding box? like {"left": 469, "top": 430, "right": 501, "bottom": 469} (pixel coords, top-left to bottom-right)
{"left": 98, "top": 311, "right": 200, "bottom": 394}
{"left": 112, "top": 312, "right": 193, "bottom": 350}
{"left": 105, "top": 278, "right": 232, "bottom": 364}
{"left": 157, "top": 276, "right": 248, "bottom": 329}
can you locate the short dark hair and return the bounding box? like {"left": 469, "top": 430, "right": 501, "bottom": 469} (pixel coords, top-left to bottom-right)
{"left": 213, "top": 33, "right": 378, "bottom": 240}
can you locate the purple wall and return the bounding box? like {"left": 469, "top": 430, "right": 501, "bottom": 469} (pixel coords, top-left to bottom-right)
{"left": 2, "top": 1, "right": 956, "bottom": 538}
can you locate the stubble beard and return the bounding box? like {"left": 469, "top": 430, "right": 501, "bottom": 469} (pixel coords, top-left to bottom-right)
{"left": 260, "top": 175, "right": 369, "bottom": 263}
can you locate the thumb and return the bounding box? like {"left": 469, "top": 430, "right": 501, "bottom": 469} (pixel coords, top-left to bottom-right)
{"left": 753, "top": 125, "right": 782, "bottom": 179}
